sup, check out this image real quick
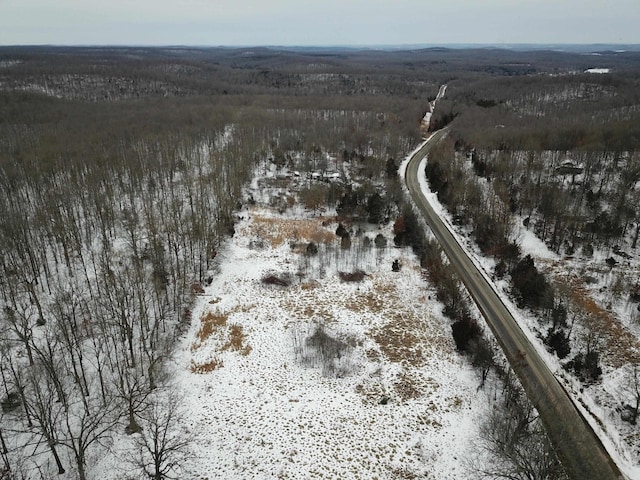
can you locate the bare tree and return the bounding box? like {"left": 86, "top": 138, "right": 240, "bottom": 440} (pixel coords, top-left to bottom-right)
{"left": 129, "top": 391, "right": 192, "bottom": 480}
{"left": 471, "top": 371, "right": 568, "bottom": 480}
{"left": 58, "top": 392, "right": 120, "bottom": 480}
{"left": 22, "top": 365, "right": 66, "bottom": 476}
{"left": 621, "top": 363, "right": 640, "bottom": 425}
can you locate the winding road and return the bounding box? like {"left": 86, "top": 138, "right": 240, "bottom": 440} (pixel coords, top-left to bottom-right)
{"left": 404, "top": 129, "right": 624, "bottom": 480}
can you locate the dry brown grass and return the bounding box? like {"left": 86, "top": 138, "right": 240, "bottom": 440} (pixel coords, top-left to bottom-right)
{"left": 197, "top": 311, "right": 228, "bottom": 343}
{"left": 346, "top": 292, "right": 386, "bottom": 313}
{"left": 394, "top": 373, "right": 422, "bottom": 401}
{"left": 222, "top": 324, "right": 252, "bottom": 355}
{"left": 374, "top": 321, "right": 424, "bottom": 366}
{"left": 300, "top": 280, "right": 320, "bottom": 291}
{"left": 192, "top": 309, "right": 252, "bottom": 358}
{"left": 371, "top": 308, "right": 453, "bottom": 367}
{"left": 190, "top": 357, "right": 224, "bottom": 374}
{"left": 554, "top": 275, "right": 640, "bottom": 367}
{"left": 240, "top": 213, "right": 336, "bottom": 248}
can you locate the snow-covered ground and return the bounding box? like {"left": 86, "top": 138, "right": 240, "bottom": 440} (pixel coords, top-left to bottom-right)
{"left": 105, "top": 135, "right": 511, "bottom": 480}
{"left": 167, "top": 208, "right": 494, "bottom": 479}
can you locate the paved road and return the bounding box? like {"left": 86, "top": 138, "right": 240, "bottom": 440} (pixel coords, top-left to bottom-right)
{"left": 404, "top": 130, "right": 624, "bottom": 480}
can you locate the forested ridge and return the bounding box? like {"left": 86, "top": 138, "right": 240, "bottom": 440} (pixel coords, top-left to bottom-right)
{"left": 1, "top": 45, "right": 640, "bottom": 479}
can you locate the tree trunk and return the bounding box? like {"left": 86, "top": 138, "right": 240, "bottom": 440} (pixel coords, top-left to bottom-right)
{"left": 48, "top": 439, "right": 65, "bottom": 475}
{"left": 632, "top": 222, "right": 640, "bottom": 249}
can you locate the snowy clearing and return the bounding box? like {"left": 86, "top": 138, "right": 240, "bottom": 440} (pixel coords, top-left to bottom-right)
{"left": 164, "top": 207, "right": 493, "bottom": 479}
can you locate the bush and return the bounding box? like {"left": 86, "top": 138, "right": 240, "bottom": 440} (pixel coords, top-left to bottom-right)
{"left": 294, "top": 324, "right": 356, "bottom": 378}
{"left": 338, "top": 270, "right": 365, "bottom": 282}
{"left": 306, "top": 242, "right": 318, "bottom": 255}
{"left": 565, "top": 350, "right": 602, "bottom": 383}
{"left": 335, "top": 223, "right": 349, "bottom": 238}
{"left": 374, "top": 233, "right": 387, "bottom": 248}
{"left": 510, "top": 255, "right": 554, "bottom": 310}
{"left": 262, "top": 273, "right": 292, "bottom": 287}
{"left": 452, "top": 317, "right": 482, "bottom": 352}
{"left": 1, "top": 392, "right": 21, "bottom": 413}
{"left": 545, "top": 328, "right": 571, "bottom": 359}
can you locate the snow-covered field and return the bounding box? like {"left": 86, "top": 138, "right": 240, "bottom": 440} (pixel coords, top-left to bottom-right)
{"left": 168, "top": 206, "right": 493, "bottom": 479}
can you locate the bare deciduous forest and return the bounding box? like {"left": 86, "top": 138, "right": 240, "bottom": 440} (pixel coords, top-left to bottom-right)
{"left": 1, "top": 45, "right": 640, "bottom": 479}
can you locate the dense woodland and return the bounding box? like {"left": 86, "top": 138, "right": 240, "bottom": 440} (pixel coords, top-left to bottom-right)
{"left": 1, "top": 46, "right": 640, "bottom": 479}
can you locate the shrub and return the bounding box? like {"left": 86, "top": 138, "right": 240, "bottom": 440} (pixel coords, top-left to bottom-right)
{"left": 374, "top": 233, "right": 387, "bottom": 248}
{"left": 510, "top": 255, "right": 554, "bottom": 310}
{"left": 338, "top": 270, "right": 365, "bottom": 282}
{"left": 1, "top": 392, "right": 21, "bottom": 413}
{"left": 294, "top": 324, "right": 356, "bottom": 378}
{"left": 451, "top": 317, "right": 482, "bottom": 352}
{"left": 336, "top": 223, "right": 349, "bottom": 238}
{"left": 545, "top": 328, "right": 571, "bottom": 359}
{"left": 565, "top": 350, "right": 602, "bottom": 383}
{"left": 306, "top": 242, "right": 318, "bottom": 255}
{"left": 261, "top": 273, "right": 292, "bottom": 287}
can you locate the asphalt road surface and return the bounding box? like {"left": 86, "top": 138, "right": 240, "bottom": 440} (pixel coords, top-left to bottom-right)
{"left": 404, "top": 130, "right": 624, "bottom": 480}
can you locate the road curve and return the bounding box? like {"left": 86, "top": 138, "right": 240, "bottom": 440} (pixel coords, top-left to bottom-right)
{"left": 404, "top": 131, "right": 624, "bottom": 480}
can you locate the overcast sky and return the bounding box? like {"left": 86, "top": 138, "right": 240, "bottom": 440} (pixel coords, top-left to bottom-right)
{"left": 1, "top": 0, "right": 639, "bottom": 46}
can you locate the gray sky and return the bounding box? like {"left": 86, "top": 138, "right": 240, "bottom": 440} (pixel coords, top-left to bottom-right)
{"left": 1, "top": 0, "right": 639, "bottom": 46}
